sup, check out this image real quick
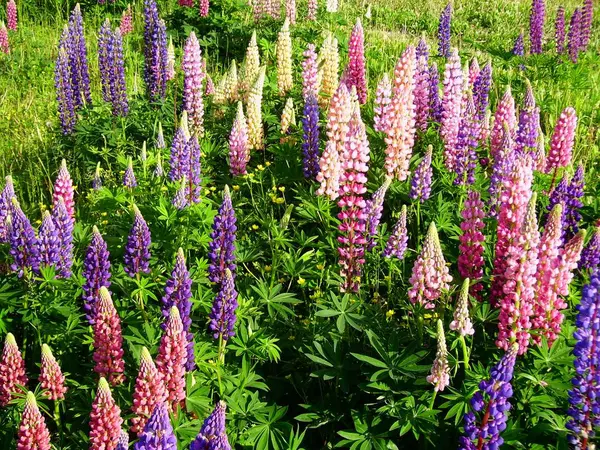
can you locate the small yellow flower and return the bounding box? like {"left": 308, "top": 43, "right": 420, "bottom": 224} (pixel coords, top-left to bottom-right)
{"left": 251, "top": 224, "right": 259, "bottom": 230}
{"left": 35, "top": 219, "right": 42, "bottom": 225}
{"left": 257, "top": 164, "right": 265, "bottom": 171}
{"left": 101, "top": 212, "right": 107, "bottom": 217}
{"left": 278, "top": 186, "right": 285, "bottom": 192}
{"left": 232, "top": 185, "right": 240, "bottom": 191}
{"left": 278, "top": 277, "right": 285, "bottom": 283}
{"left": 102, "top": 220, "right": 108, "bottom": 225}
{"left": 274, "top": 197, "right": 285, "bottom": 204}
{"left": 204, "top": 189, "right": 211, "bottom": 195}
{"left": 386, "top": 310, "right": 396, "bottom": 319}
{"left": 210, "top": 186, "right": 216, "bottom": 191}
{"left": 264, "top": 265, "right": 272, "bottom": 272}
{"left": 160, "top": 186, "right": 168, "bottom": 191}
{"left": 316, "top": 264, "right": 324, "bottom": 270}
{"left": 297, "top": 277, "right": 306, "bottom": 286}
{"left": 248, "top": 173, "right": 255, "bottom": 179}
{"left": 265, "top": 161, "right": 272, "bottom": 167}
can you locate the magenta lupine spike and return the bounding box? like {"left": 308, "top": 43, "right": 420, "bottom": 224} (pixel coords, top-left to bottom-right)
{"left": 179, "top": 0, "right": 194, "bottom": 6}
{"left": 17, "top": 392, "right": 51, "bottom": 450}
{"left": 555, "top": 7, "right": 566, "bottom": 54}
{"left": 120, "top": 5, "right": 133, "bottom": 35}
{"left": 458, "top": 191, "right": 485, "bottom": 299}
{"left": 229, "top": 102, "right": 250, "bottom": 176}
{"left": 383, "top": 205, "right": 408, "bottom": 260}
{"left": 567, "top": 8, "right": 582, "bottom": 63}
{"left": 53, "top": 159, "right": 75, "bottom": 218}
{"left": 530, "top": 0, "right": 546, "bottom": 54}
{"left": 450, "top": 279, "right": 475, "bottom": 336}
{"left": 373, "top": 73, "right": 392, "bottom": 133}
{"left": 491, "top": 154, "right": 533, "bottom": 307}
{"left": 441, "top": 49, "right": 463, "bottom": 171}
{"left": 124, "top": 205, "right": 151, "bottom": 277}
{"left": 468, "top": 58, "right": 480, "bottom": 87}
{"left": 38, "top": 211, "right": 60, "bottom": 269}
{"left": 6, "top": 0, "right": 17, "bottom": 31}
{"left": 131, "top": 347, "right": 167, "bottom": 435}
{"left": 123, "top": 156, "right": 138, "bottom": 188}
{"left": 0, "top": 333, "right": 27, "bottom": 407}
{"left": 199, "top": 0, "right": 209, "bottom": 17}
{"left": 410, "top": 145, "right": 433, "bottom": 202}
{"left": 546, "top": 106, "right": 577, "bottom": 173}
{"left": 9, "top": 198, "right": 41, "bottom": 277}
{"left": 384, "top": 46, "right": 416, "bottom": 181}
{"left": 82, "top": 226, "right": 112, "bottom": 324}
{"left": 0, "top": 21, "right": 8, "bottom": 54}
{"left": 490, "top": 86, "right": 516, "bottom": 161}
{"left": 93, "top": 288, "right": 125, "bottom": 386}
{"left": 408, "top": 222, "right": 453, "bottom": 309}
{"left": 346, "top": 18, "right": 367, "bottom": 104}
{"left": 156, "top": 306, "right": 187, "bottom": 413}
{"left": 191, "top": 401, "right": 231, "bottom": 450}
{"left": 40, "top": 344, "right": 67, "bottom": 401}
{"left": 581, "top": 0, "right": 593, "bottom": 51}
{"left": 496, "top": 193, "right": 540, "bottom": 355}
{"left": 53, "top": 197, "right": 74, "bottom": 279}
{"left": 183, "top": 32, "right": 206, "bottom": 137}
{"left": 427, "top": 320, "right": 450, "bottom": 392}
{"left": 364, "top": 177, "right": 392, "bottom": 250}
{"left": 0, "top": 175, "right": 15, "bottom": 243}
{"left": 514, "top": 80, "right": 538, "bottom": 156}
{"left": 90, "top": 378, "right": 123, "bottom": 450}
{"left": 414, "top": 49, "right": 431, "bottom": 132}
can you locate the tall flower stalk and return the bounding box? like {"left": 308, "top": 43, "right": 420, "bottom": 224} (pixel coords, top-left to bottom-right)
{"left": 183, "top": 32, "right": 205, "bottom": 137}
{"left": 0, "top": 333, "right": 28, "bottom": 407}
{"left": 156, "top": 306, "right": 187, "bottom": 412}
{"left": 131, "top": 347, "right": 167, "bottom": 435}
{"left": 17, "top": 392, "right": 52, "bottom": 450}
{"left": 89, "top": 377, "right": 123, "bottom": 450}
{"left": 40, "top": 344, "right": 67, "bottom": 401}
{"left": 437, "top": 3, "right": 452, "bottom": 57}
{"left": 530, "top": 0, "right": 546, "bottom": 54}
{"left": 143, "top": 0, "right": 168, "bottom": 101}
{"left": 458, "top": 191, "right": 485, "bottom": 299}
{"left": 93, "top": 288, "right": 125, "bottom": 386}
{"left": 82, "top": 226, "right": 111, "bottom": 324}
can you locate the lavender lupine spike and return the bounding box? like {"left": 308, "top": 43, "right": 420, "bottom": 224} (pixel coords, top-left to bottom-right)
{"left": 530, "top": 0, "right": 546, "bottom": 54}
{"left": 134, "top": 402, "right": 177, "bottom": 450}
{"left": 555, "top": 7, "right": 566, "bottom": 54}
{"left": 427, "top": 320, "right": 450, "bottom": 392}
{"left": 183, "top": 32, "right": 206, "bottom": 137}
{"left": 185, "top": 136, "right": 202, "bottom": 205}
{"left": 55, "top": 45, "right": 77, "bottom": 135}
{"left": 116, "top": 430, "right": 129, "bottom": 450}
{"left": 437, "top": 3, "right": 452, "bottom": 58}
{"left": 473, "top": 62, "right": 491, "bottom": 124}
{"left": 410, "top": 145, "right": 433, "bottom": 202}
{"left": 441, "top": 49, "right": 463, "bottom": 171}
{"left": 547, "top": 165, "right": 585, "bottom": 241}
{"left": 83, "top": 226, "right": 112, "bottom": 324}
{"left": 124, "top": 205, "right": 151, "bottom": 277}
{"left": 512, "top": 32, "right": 525, "bottom": 57}
{"left": 416, "top": 36, "right": 429, "bottom": 61}
{"left": 208, "top": 186, "right": 237, "bottom": 284}
{"left": 489, "top": 125, "right": 515, "bottom": 217}
{"left": 173, "top": 176, "right": 188, "bottom": 210}
{"left": 68, "top": 4, "right": 92, "bottom": 107}
{"left": 579, "top": 226, "right": 600, "bottom": 270}
{"left": 383, "top": 205, "right": 408, "bottom": 260}
{"left": 109, "top": 28, "right": 128, "bottom": 116}
{"left": 38, "top": 211, "right": 60, "bottom": 270}
{"left": 93, "top": 163, "right": 102, "bottom": 190}
{"left": 209, "top": 268, "right": 238, "bottom": 340}
{"left": 428, "top": 63, "right": 442, "bottom": 125}
{"left": 580, "top": 0, "right": 593, "bottom": 51}
{"left": 143, "top": 0, "right": 168, "bottom": 101}
{"left": 515, "top": 80, "right": 538, "bottom": 156}
{"left": 454, "top": 92, "right": 479, "bottom": 185}
{"left": 52, "top": 197, "right": 74, "bottom": 279}
{"left": 98, "top": 20, "right": 112, "bottom": 103}
{"left": 123, "top": 156, "right": 137, "bottom": 188}
{"left": 191, "top": 401, "right": 231, "bottom": 450}
{"left": 169, "top": 112, "right": 191, "bottom": 182}
{"left": 568, "top": 8, "right": 582, "bottom": 63}
{"left": 8, "top": 198, "right": 40, "bottom": 277}
{"left": 450, "top": 279, "right": 475, "bottom": 336}
{"left": 0, "top": 175, "right": 15, "bottom": 243}
{"left": 363, "top": 177, "right": 392, "bottom": 250}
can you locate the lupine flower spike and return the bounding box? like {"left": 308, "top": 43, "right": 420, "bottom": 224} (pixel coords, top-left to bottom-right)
{"left": 276, "top": 19, "right": 293, "bottom": 96}
{"left": 183, "top": 32, "right": 206, "bottom": 137}
{"left": 191, "top": 401, "right": 231, "bottom": 450}
{"left": 530, "top": 0, "right": 545, "bottom": 54}
{"left": 208, "top": 186, "right": 237, "bottom": 286}
{"left": 123, "top": 156, "right": 137, "bottom": 188}
{"left": 0, "top": 22, "right": 8, "bottom": 54}
{"left": 89, "top": 377, "right": 123, "bottom": 450}
{"left": 143, "top": 0, "right": 168, "bottom": 100}
{"left": 93, "top": 287, "right": 125, "bottom": 385}
{"left": 280, "top": 98, "right": 295, "bottom": 136}
{"left": 131, "top": 347, "right": 167, "bottom": 435}
{"left": 0, "top": 175, "right": 15, "bottom": 242}
{"left": 40, "top": 344, "right": 67, "bottom": 400}
{"left": 437, "top": 3, "right": 452, "bottom": 57}
{"left": 166, "top": 36, "right": 176, "bottom": 81}
{"left": 247, "top": 66, "right": 266, "bottom": 150}
{"left": 301, "top": 43, "right": 320, "bottom": 178}
{"left": 364, "top": 177, "right": 392, "bottom": 250}
{"left": 6, "top": 0, "right": 17, "bottom": 31}
{"left": 83, "top": 226, "right": 111, "bottom": 324}
{"left": 38, "top": 211, "right": 60, "bottom": 270}
{"left": 53, "top": 159, "right": 75, "bottom": 218}
{"left": 17, "top": 392, "right": 51, "bottom": 450}
{"left": 346, "top": 18, "right": 367, "bottom": 104}
{"left": 116, "top": 431, "right": 129, "bottom": 450}
{"left": 67, "top": 4, "right": 92, "bottom": 107}
{"left": 93, "top": 162, "right": 102, "bottom": 190}
{"left": 555, "top": 7, "right": 566, "bottom": 54}
{"left": 580, "top": 0, "right": 593, "bottom": 51}
{"left": 120, "top": 5, "right": 133, "bottom": 35}
{"left": 451, "top": 279, "right": 475, "bottom": 336}
{"left": 580, "top": 226, "right": 600, "bottom": 270}
{"left": 229, "top": 102, "right": 250, "bottom": 176}
{"left": 414, "top": 41, "right": 431, "bottom": 131}
{"left": 124, "top": 205, "right": 151, "bottom": 277}
{"left": 53, "top": 196, "right": 74, "bottom": 279}
{"left": 547, "top": 164, "right": 584, "bottom": 241}
{"left": 156, "top": 306, "right": 187, "bottom": 413}
{"left": 440, "top": 49, "right": 462, "bottom": 171}
{"left": 546, "top": 106, "right": 577, "bottom": 179}
{"left": 209, "top": 269, "right": 239, "bottom": 344}
{"left": 373, "top": 74, "right": 392, "bottom": 133}
{"left": 383, "top": 205, "right": 408, "bottom": 260}
{"left": 427, "top": 320, "right": 450, "bottom": 392}
{"left": 410, "top": 146, "right": 433, "bottom": 203}
{"left": 568, "top": 8, "right": 581, "bottom": 63}
{"left": 0, "top": 333, "right": 27, "bottom": 406}
{"left": 317, "top": 33, "right": 339, "bottom": 108}
{"left": 199, "top": 0, "right": 209, "bottom": 17}
{"left": 134, "top": 402, "right": 177, "bottom": 450}
{"left": 9, "top": 198, "right": 40, "bottom": 277}
{"left": 458, "top": 191, "right": 485, "bottom": 299}
{"left": 55, "top": 44, "right": 75, "bottom": 133}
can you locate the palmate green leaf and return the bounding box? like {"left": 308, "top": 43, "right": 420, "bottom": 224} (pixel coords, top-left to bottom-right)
{"left": 251, "top": 281, "right": 301, "bottom": 320}
{"left": 351, "top": 353, "right": 388, "bottom": 369}
{"left": 244, "top": 404, "right": 291, "bottom": 450}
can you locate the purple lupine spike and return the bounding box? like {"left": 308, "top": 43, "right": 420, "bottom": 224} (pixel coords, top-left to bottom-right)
{"left": 566, "top": 271, "right": 600, "bottom": 447}
{"left": 555, "top": 7, "right": 566, "bottom": 54}
{"left": 568, "top": 8, "right": 582, "bottom": 63}
{"left": 169, "top": 113, "right": 190, "bottom": 181}
{"left": 580, "top": 226, "right": 600, "bottom": 270}
{"left": 52, "top": 198, "right": 74, "bottom": 279}
{"left": 185, "top": 136, "right": 202, "bottom": 205}
{"left": 473, "top": 62, "right": 492, "bottom": 123}
{"left": 116, "top": 430, "right": 129, "bottom": 450}
{"left": 143, "top": 0, "right": 168, "bottom": 101}
{"left": 55, "top": 43, "right": 76, "bottom": 135}
{"left": 416, "top": 36, "right": 429, "bottom": 61}
{"left": 580, "top": 0, "right": 593, "bottom": 51}
{"left": 529, "top": 0, "right": 546, "bottom": 54}
{"left": 208, "top": 186, "right": 237, "bottom": 285}
{"left": 414, "top": 48, "right": 431, "bottom": 132}
{"left": 110, "top": 27, "right": 128, "bottom": 116}
{"left": 410, "top": 145, "right": 433, "bottom": 202}
{"left": 458, "top": 345, "right": 518, "bottom": 450}
{"left": 454, "top": 92, "right": 479, "bottom": 185}
{"left": 364, "top": 177, "right": 392, "bottom": 250}
{"left": 209, "top": 268, "right": 238, "bottom": 341}
{"left": 133, "top": 402, "right": 177, "bottom": 450}
{"left": 0, "top": 175, "right": 15, "bottom": 243}
{"left": 161, "top": 248, "right": 194, "bottom": 371}
{"left": 302, "top": 93, "right": 321, "bottom": 179}
{"left": 68, "top": 4, "right": 92, "bottom": 108}
{"left": 8, "top": 198, "right": 40, "bottom": 277}
{"left": 547, "top": 165, "right": 585, "bottom": 242}
{"left": 437, "top": 3, "right": 452, "bottom": 57}
{"left": 515, "top": 80, "right": 538, "bottom": 155}
{"left": 124, "top": 205, "right": 151, "bottom": 277}
{"left": 123, "top": 157, "right": 137, "bottom": 188}
{"left": 173, "top": 176, "right": 188, "bottom": 210}
{"left": 428, "top": 63, "right": 442, "bottom": 125}
{"left": 383, "top": 205, "right": 408, "bottom": 260}
{"left": 98, "top": 19, "right": 112, "bottom": 103}
{"left": 83, "top": 226, "right": 112, "bottom": 324}
{"left": 489, "top": 123, "right": 516, "bottom": 217}
{"left": 512, "top": 32, "right": 525, "bottom": 57}
{"left": 191, "top": 401, "right": 231, "bottom": 450}
{"left": 38, "top": 211, "right": 60, "bottom": 270}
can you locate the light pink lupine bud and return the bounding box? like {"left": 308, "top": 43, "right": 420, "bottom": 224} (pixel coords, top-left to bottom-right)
{"left": 534, "top": 126, "right": 546, "bottom": 172}
{"left": 229, "top": 102, "right": 250, "bottom": 176}
{"left": 166, "top": 37, "right": 176, "bottom": 81}
{"left": 89, "top": 378, "right": 123, "bottom": 450}
{"left": 546, "top": 106, "right": 577, "bottom": 173}
{"left": 93, "top": 287, "right": 125, "bottom": 386}
{"left": 373, "top": 73, "right": 392, "bottom": 133}
{"left": 17, "top": 392, "right": 51, "bottom": 450}
{"left": 183, "top": 32, "right": 206, "bottom": 137}
{"left": 490, "top": 86, "right": 517, "bottom": 160}
{"left": 468, "top": 57, "right": 480, "bottom": 86}
{"left": 0, "top": 333, "right": 27, "bottom": 407}
{"left": 0, "top": 22, "right": 9, "bottom": 54}
{"left": 302, "top": 44, "right": 318, "bottom": 99}
{"left": 450, "top": 279, "right": 475, "bottom": 336}
{"left": 131, "top": 347, "right": 167, "bottom": 435}
{"left": 53, "top": 159, "right": 75, "bottom": 218}
{"left": 40, "top": 344, "right": 67, "bottom": 401}
{"left": 285, "top": 0, "right": 296, "bottom": 24}
{"left": 427, "top": 320, "right": 450, "bottom": 392}
{"left": 441, "top": 49, "right": 463, "bottom": 171}
{"left": 307, "top": 0, "right": 317, "bottom": 20}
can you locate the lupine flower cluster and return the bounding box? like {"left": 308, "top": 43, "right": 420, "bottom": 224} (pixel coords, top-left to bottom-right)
{"left": 208, "top": 186, "right": 237, "bottom": 286}
{"left": 547, "top": 164, "right": 584, "bottom": 241}
{"left": 166, "top": 36, "right": 176, "bottom": 81}
{"left": 17, "top": 392, "right": 51, "bottom": 450}
{"left": 414, "top": 39, "right": 430, "bottom": 131}
{"left": 363, "top": 177, "right": 391, "bottom": 250}
{"left": 82, "top": 226, "right": 111, "bottom": 324}
{"left": 276, "top": 19, "right": 293, "bottom": 95}
{"left": 0, "top": 175, "right": 14, "bottom": 243}
{"left": 38, "top": 211, "right": 60, "bottom": 270}
{"left": 0, "top": 333, "right": 27, "bottom": 406}
{"left": 123, "top": 156, "right": 137, "bottom": 188}
{"left": 280, "top": 98, "right": 295, "bottom": 136}
{"left": 199, "top": 0, "right": 210, "bottom": 17}
{"left": 454, "top": 92, "right": 479, "bottom": 185}
{"left": 6, "top": 0, "right": 17, "bottom": 31}
{"left": 134, "top": 402, "right": 177, "bottom": 449}
{"left": 191, "top": 401, "right": 232, "bottom": 450}
{"left": 427, "top": 320, "right": 450, "bottom": 392}
{"left": 373, "top": 73, "right": 392, "bottom": 133}
{"left": 530, "top": 0, "right": 546, "bottom": 54}
{"left": 317, "top": 33, "right": 339, "bottom": 108}
{"left": 546, "top": 106, "right": 577, "bottom": 173}
{"left": 437, "top": 3, "right": 452, "bottom": 57}
{"left": 229, "top": 102, "right": 250, "bottom": 176}
{"left": 555, "top": 6, "right": 566, "bottom": 54}
{"left": 124, "top": 205, "right": 151, "bottom": 277}
{"left": 247, "top": 66, "right": 266, "bottom": 150}
{"left": 93, "top": 288, "right": 125, "bottom": 385}
{"left": 580, "top": 0, "right": 593, "bottom": 51}
{"left": 120, "top": 4, "right": 133, "bottom": 34}
{"left": 131, "top": 347, "right": 167, "bottom": 435}
{"left": 0, "top": 22, "right": 9, "bottom": 54}
{"left": 490, "top": 87, "right": 516, "bottom": 160}
{"left": 429, "top": 63, "right": 443, "bottom": 125}
{"left": 345, "top": 18, "right": 367, "bottom": 104}
{"left": 89, "top": 378, "right": 123, "bottom": 450}
{"left": 40, "top": 344, "right": 67, "bottom": 401}
{"left": 440, "top": 49, "right": 463, "bottom": 171}
{"left": 450, "top": 279, "right": 475, "bottom": 336}
{"left": 98, "top": 20, "right": 129, "bottom": 116}
{"left": 143, "top": 0, "right": 168, "bottom": 101}
{"left": 580, "top": 225, "right": 600, "bottom": 270}
{"left": 383, "top": 205, "right": 408, "bottom": 260}
{"left": 8, "top": 198, "right": 40, "bottom": 277}
{"left": 410, "top": 145, "right": 433, "bottom": 202}
{"left": 515, "top": 80, "right": 539, "bottom": 156}
{"left": 183, "top": 32, "right": 206, "bottom": 137}
{"left": 209, "top": 268, "right": 238, "bottom": 341}
{"left": 458, "top": 191, "right": 485, "bottom": 299}
{"left": 301, "top": 44, "right": 320, "bottom": 178}
{"left": 568, "top": 8, "right": 582, "bottom": 63}
{"left": 156, "top": 306, "right": 187, "bottom": 412}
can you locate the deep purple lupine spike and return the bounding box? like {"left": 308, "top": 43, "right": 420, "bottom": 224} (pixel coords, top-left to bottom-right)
{"left": 512, "top": 32, "right": 525, "bottom": 57}
{"left": 143, "top": 0, "right": 168, "bottom": 101}
{"left": 52, "top": 197, "right": 74, "bottom": 278}
{"left": 410, "top": 145, "right": 433, "bottom": 202}
{"left": 568, "top": 8, "right": 582, "bottom": 63}
{"left": 416, "top": 36, "right": 429, "bottom": 61}
{"left": 437, "top": 3, "right": 452, "bottom": 57}
{"left": 428, "top": 63, "right": 442, "bottom": 125}
{"left": 68, "top": 4, "right": 92, "bottom": 107}
{"left": 515, "top": 80, "right": 538, "bottom": 156}
{"left": 580, "top": 0, "right": 593, "bottom": 51}
{"left": 383, "top": 205, "right": 408, "bottom": 260}
{"left": 302, "top": 93, "right": 321, "bottom": 179}
{"left": 169, "top": 113, "right": 190, "bottom": 181}
{"left": 83, "top": 226, "right": 112, "bottom": 324}
{"left": 0, "top": 175, "right": 15, "bottom": 243}
{"left": 208, "top": 186, "right": 237, "bottom": 285}
{"left": 364, "top": 177, "right": 392, "bottom": 250}
{"left": 98, "top": 19, "right": 112, "bottom": 103}
{"left": 8, "top": 198, "right": 40, "bottom": 277}
{"left": 547, "top": 164, "right": 584, "bottom": 242}
{"left": 473, "top": 62, "right": 492, "bottom": 123}
{"left": 124, "top": 205, "right": 151, "bottom": 277}
{"left": 529, "top": 0, "right": 546, "bottom": 54}
{"left": 161, "top": 248, "right": 194, "bottom": 371}
{"left": 580, "top": 226, "right": 600, "bottom": 270}
{"left": 55, "top": 42, "right": 77, "bottom": 135}
{"left": 134, "top": 402, "right": 177, "bottom": 450}
{"left": 209, "top": 269, "right": 238, "bottom": 341}
{"left": 555, "top": 7, "right": 566, "bottom": 54}
{"left": 191, "top": 401, "right": 231, "bottom": 450}
{"left": 38, "top": 211, "right": 60, "bottom": 270}
{"left": 110, "top": 27, "right": 129, "bottom": 116}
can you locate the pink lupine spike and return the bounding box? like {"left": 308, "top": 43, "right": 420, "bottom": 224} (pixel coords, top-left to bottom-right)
{"left": 458, "top": 191, "right": 485, "bottom": 299}
{"left": 0, "top": 22, "right": 9, "bottom": 54}
{"left": 546, "top": 106, "right": 577, "bottom": 173}
{"left": 346, "top": 18, "right": 367, "bottom": 104}
{"left": 183, "top": 32, "right": 206, "bottom": 137}
{"left": 40, "top": 344, "right": 67, "bottom": 401}
{"left": 373, "top": 73, "right": 392, "bottom": 133}
{"left": 427, "top": 320, "right": 450, "bottom": 392}
{"left": 53, "top": 159, "right": 75, "bottom": 218}
{"left": 450, "top": 279, "right": 475, "bottom": 336}
{"left": 17, "top": 392, "right": 51, "bottom": 450}
{"left": 490, "top": 86, "right": 517, "bottom": 160}
{"left": 0, "top": 332, "right": 27, "bottom": 406}
{"left": 89, "top": 377, "right": 123, "bottom": 450}
{"left": 6, "top": 0, "right": 17, "bottom": 31}
{"left": 441, "top": 49, "right": 463, "bottom": 171}
{"left": 131, "top": 347, "right": 167, "bottom": 435}
{"left": 93, "top": 287, "right": 125, "bottom": 386}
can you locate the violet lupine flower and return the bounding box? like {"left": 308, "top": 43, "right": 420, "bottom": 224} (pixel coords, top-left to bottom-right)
{"left": 555, "top": 7, "right": 566, "bottom": 54}
{"left": 17, "top": 392, "right": 51, "bottom": 450}
{"left": 346, "top": 18, "right": 367, "bottom": 104}
{"left": 116, "top": 431, "right": 129, "bottom": 450}
{"left": 530, "top": 0, "right": 546, "bottom": 54}
{"left": 52, "top": 197, "right": 74, "bottom": 278}
{"left": 98, "top": 20, "right": 112, "bottom": 103}
{"left": 169, "top": 113, "right": 191, "bottom": 181}
{"left": 0, "top": 333, "right": 28, "bottom": 407}
{"left": 185, "top": 136, "right": 202, "bottom": 205}
{"left": 437, "top": 3, "right": 452, "bottom": 57}
{"left": 131, "top": 347, "right": 167, "bottom": 435}
{"left": 124, "top": 205, "right": 151, "bottom": 277}
{"left": 67, "top": 4, "right": 92, "bottom": 108}
{"left": 108, "top": 27, "right": 129, "bottom": 116}
{"left": 199, "top": 0, "right": 209, "bottom": 17}
{"left": 580, "top": 0, "right": 593, "bottom": 51}
{"left": 173, "top": 176, "right": 188, "bottom": 210}
{"left": 0, "top": 175, "right": 14, "bottom": 243}
{"left": 93, "top": 162, "right": 102, "bottom": 190}
{"left": 497, "top": 194, "right": 540, "bottom": 355}
{"left": 546, "top": 106, "right": 577, "bottom": 173}
{"left": 183, "top": 32, "right": 206, "bottom": 137}
{"left": 6, "top": 0, "right": 17, "bottom": 31}
{"left": 383, "top": 205, "right": 408, "bottom": 260}
{"left": 143, "top": 0, "right": 168, "bottom": 101}
{"left": 458, "top": 191, "right": 485, "bottom": 300}
{"left": 229, "top": 102, "right": 250, "bottom": 177}
{"left": 512, "top": 32, "right": 525, "bottom": 57}
{"left": 416, "top": 36, "right": 429, "bottom": 61}
{"left": 123, "top": 156, "right": 138, "bottom": 188}
{"left": 458, "top": 345, "right": 518, "bottom": 450}
{"left": 414, "top": 48, "right": 431, "bottom": 132}
{"left": 408, "top": 222, "right": 453, "bottom": 309}
{"left": 473, "top": 62, "right": 491, "bottom": 124}
{"left": 156, "top": 306, "right": 187, "bottom": 412}
{"left": 40, "top": 344, "right": 67, "bottom": 401}
{"left": 191, "top": 401, "right": 231, "bottom": 450}
{"left": 427, "top": 320, "right": 450, "bottom": 392}
{"left": 90, "top": 378, "right": 123, "bottom": 450}
{"left": 410, "top": 145, "right": 433, "bottom": 202}
{"left": 566, "top": 270, "right": 600, "bottom": 448}
{"left": 0, "top": 21, "right": 8, "bottom": 54}
{"left": 38, "top": 211, "right": 60, "bottom": 270}
{"left": 134, "top": 402, "right": 177, "bottom": 450}
{"left": 514, "top": 80, "right": 538, "bottom": 156}
{"left": 53, "top": 159, "right": 75, "bottom": 218}
{"left": 568, "top": 8, "right": 582, "bottom": 63}
{"left": 302, "top": 93, "right": 321, "bottom": 179}
{"left": 208, "top": 186, "right": 237, "bottom": 285}
{"left": 547, "top": 164, "right": 584, "bottom": 241}
{"left": 373, "top": 73, "right": 392, "bottom": 133}
{"left": 82, "top": 226, "right": 111, "bottom": 324}
{"left": 120, "top": 5, "right": 133, "bottom": 35}
{"left": 450, "top": 279, "right": 475, "bottom": 336}
{"left": 55, "top": 45, "right": 76, "bottom": 134}
{"left": 363, "top": 177, "right": 392, "bottom": 250}
{"left": 429, "top": 63, "right": 442, "bottom": 125}
{"left": 209, "top": 269, "right": 238, "bottom": 341}
{"left": 338, "top": 107, "right": 370, "bottom": 293}
{"left": 580, "top": 226, "right": 600, "bottom": 270}
{"left": 162, "top": 249, "right": 194, "bottom": 371}
{"left": 93, "top": 288, "right": 125, "bottom": 386}
{"left": 441, "top": 49, "right": 463, "bottom": 171}
{"left": 490, "top": 86, "right": 517, "bottom": 160}
{"left": 454, "top": 92, "right": 479, "bottom": 185}
{"left": 8, "top": 198, "right": 40, "bottom": 277}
